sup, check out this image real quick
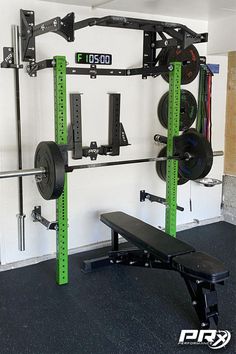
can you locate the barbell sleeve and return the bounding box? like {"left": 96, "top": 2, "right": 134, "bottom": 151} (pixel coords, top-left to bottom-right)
{"left": 0, "top": 167, "right": 46, "bottom": 179}
{"left": 213, "top": 151, "right": 224, "bottom": 157}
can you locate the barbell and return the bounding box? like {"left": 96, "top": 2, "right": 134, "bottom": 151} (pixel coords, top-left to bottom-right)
{"left": 0, "top": 129, "right": 223, "bottom": 201}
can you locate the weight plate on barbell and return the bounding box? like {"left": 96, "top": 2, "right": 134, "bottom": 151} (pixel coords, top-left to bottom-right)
{"left": 160, "top": 45, "right": 200, "bottom": 85}
{"left": 156, "top": 146, "right": 188, "bottom": 185}
{"left": 34, "top": 141, "right": 65, "bottom": 200}
{"left": 177, "top": 129, "right": 213, "bottom": 180}
{"left": 158, "top": 90, "right": 197, "bottom": 131}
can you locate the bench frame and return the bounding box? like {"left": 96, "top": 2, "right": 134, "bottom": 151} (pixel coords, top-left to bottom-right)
{"left": 82, "top": 230, "right": 223, "bottom": 329}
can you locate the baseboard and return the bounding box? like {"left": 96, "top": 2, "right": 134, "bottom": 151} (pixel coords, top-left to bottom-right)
{"left": 0, "top": 216, "right": 223, "bottom": 272}
{"left": 176, "top": 215, "right": 224, "bottom": 231}
{"left": 0, "top": 238, "right": 127, "bottom": 272}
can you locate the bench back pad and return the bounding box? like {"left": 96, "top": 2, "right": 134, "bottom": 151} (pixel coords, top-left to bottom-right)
{"left": 101, "top": 212, "right": 195, "bottom": 263}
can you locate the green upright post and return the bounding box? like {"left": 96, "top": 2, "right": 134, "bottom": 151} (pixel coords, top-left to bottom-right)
{"left": 54, "top": 56, "right": 68, "bottom": 285}
{"left": 165, "top": 62, "right": 182, "bottom": 237}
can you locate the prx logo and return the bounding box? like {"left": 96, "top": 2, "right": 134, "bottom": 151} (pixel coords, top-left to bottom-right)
{"left": 178, "top": 329, "right": 231, "bottom": 350}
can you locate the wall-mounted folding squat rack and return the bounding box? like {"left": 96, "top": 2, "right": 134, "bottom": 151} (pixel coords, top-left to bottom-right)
{"left": 1, "top": 9, "right": 207, "bottom": 284}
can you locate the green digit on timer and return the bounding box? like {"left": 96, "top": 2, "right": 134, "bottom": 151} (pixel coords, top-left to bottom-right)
{"left": 86, "top": 54, "right": 89, "bottom": 63}
{"left": 77, "top": 53, "right": 82, "bottom": 62}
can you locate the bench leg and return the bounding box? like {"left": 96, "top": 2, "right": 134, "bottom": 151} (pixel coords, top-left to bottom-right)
{"left": 183, "top": 276, "right": 219, "bottom": 329}
{"left": 81, "top": 230, "right": 119, "bottom": 272}
{"left": 111, "top": 230, "right": 119, "bottom": 251}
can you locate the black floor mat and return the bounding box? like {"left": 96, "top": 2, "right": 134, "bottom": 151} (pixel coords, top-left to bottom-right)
{"left": 0, "top": 221, "right": 235, "bottom": 354}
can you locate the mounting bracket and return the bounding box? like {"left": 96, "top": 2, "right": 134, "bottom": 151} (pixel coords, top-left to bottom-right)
{"left": 19, "top": 9, "right": 207, "bottom": 78}
{"left": 32, "top": 206, "right": 58, "bottom": 230}
{"left": 69, "top": 93, "right": 129, "bottom": 160}
{"left": 20, "top": 9, "right": 74, "bottom": 62}
{"left": 140, "top": 190, "right": 184, "bottom": 211}
{"left": 1, "top": 47, "right": 23, "bottom": 69}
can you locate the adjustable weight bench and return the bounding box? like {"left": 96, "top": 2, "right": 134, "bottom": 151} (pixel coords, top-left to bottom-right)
{"left": 82, "top": 212, "right": 229, "bottom": 329}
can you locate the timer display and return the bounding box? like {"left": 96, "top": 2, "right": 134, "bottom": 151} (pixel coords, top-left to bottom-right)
{"left": 76, "top": 52, "right": 112, "bottom": 65}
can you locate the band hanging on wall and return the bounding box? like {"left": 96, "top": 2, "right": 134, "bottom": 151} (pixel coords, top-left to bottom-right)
{"left": 196, "top": 64, "right": 214, "bottom": 143}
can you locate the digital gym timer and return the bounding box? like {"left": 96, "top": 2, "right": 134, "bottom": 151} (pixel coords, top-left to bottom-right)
{"left": 76, "top": 52, "right": 112, "bottom": 65}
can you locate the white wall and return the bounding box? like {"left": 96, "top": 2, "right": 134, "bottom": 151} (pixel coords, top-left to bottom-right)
{"left": 208, "top": 15, "right": 236, "bottom": 55}
{"left": 0, "top": 0, "right": 227, "bottom": 265}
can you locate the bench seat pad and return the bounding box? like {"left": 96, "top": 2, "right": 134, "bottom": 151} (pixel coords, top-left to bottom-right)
{"left": 172, "top": 252, "right": 229, "bottom": 283}
{"left": 101, "top": 212, "right": 195, "bottom": 263}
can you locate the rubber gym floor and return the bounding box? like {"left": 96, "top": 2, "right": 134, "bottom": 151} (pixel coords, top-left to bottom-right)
{"left": 0, "top": 221, "right": 235, "bottom": 354}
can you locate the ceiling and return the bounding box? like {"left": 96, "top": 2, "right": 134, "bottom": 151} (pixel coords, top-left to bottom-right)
{"left": 41, "top": 0, "right": 236, "bottom": 20}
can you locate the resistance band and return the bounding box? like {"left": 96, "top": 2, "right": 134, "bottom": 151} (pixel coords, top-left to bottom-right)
{"left": 196, "top": 65, "right": 213, "bottom": 144}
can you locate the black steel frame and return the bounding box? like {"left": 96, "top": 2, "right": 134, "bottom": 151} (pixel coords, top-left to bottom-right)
{"left": 31, "top": 206, "right": 58, "bottom": 230}
{"left": 68, "top": 93, "right": 129, "bottom": 160}
{"left": 26, "top": 58, "right": 170, "bottom": 78}
{"left": 140, "top": 189, "right": 184, "bottom": 211}
{"left": 20, "top": 9, "right": 208, "bottom": 77}
{"left": 82, "top": 230, "right": 223, "bottom": 329}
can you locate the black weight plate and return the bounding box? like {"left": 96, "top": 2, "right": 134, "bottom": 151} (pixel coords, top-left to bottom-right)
{"left": 156, "top": 146, "right": 166, "bottom": 182}
{"left": 160, "top": 45, "right": 200, "bottom": 85}
{"left": 178, "top": 129, "right": 213, "bottom": 180}
{"left": 158, "top": 90, "right": 197, "bottom": 131}
{"left": 156, "top": 147, "right": 188, "bottom": 185}
{"left": 34, "top": 141, "right": 65, "bottom": 200}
